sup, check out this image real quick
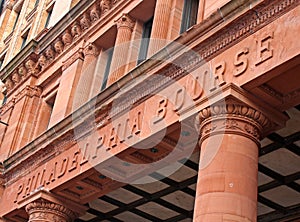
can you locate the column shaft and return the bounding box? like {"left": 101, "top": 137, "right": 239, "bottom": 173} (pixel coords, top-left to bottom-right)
{"left": 147, "top": 0, "right": 172, "bottom": 57}
{"left": 107, "top": 14, "right": 134, "bottom": 85}
{"left": 194, "top": 102, "right": 270, "bottom": 222}
{"left": 73, "top": 43, "right": 99, "bottom": 110}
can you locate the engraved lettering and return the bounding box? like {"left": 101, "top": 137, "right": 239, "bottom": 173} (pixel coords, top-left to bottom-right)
{"left": 58, "top": 157, "right": 69, "bottom": 178}
{"left": 173, "top": 87, "right": 185, "bottom": 112}
{"left": 234, "top": 47, "right": 249, "bottom": 76}
{"left": 210, "top": 61, "right": 226, "bottom": 92}
{"left": 187, "top": 75, "right": 203, "bottom": 100}
{"left": 80, "top": 142, "right": 90, "bottom": 166}
{"left": 69, "top": 151, "right": 79, "bottom": 172}
{"left": 22, "top": 177, "right": 33, "bottom": 198}
{"left": 153, "top": 97, "right": 168, "bottom": 124}
{"left": 46, "top": 162, "right": 57, "bottom": 185}
{"left": 128, "top": 111, "right": 141, "bottom": 139}
{"left": 255, "top": 32, "right": 273, "bottom": 66}
{"left": 14, "top": 184, "right": 23, "bottom": 203}
{"left": 109, "top": 127, "right": 118, "bottom": 149}
{"left": 93, "top": 135, "right": 105, "bottom": 158}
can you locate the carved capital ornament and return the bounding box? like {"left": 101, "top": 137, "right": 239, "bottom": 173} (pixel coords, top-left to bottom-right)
{"left": 25, "top": 199, "right": 78, "bottom": 222}
{"left": 197, "top": 101, "right": 272, "bottom": 145}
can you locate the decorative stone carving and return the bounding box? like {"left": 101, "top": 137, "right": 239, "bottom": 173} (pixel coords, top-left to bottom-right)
{"left": 11, "top": 72, "right": 20, "bottom": 84}
{"left": 197, "top": 101, "right": 272, "bottom": 145}
{"left": 18, "top": 65, "right": 28, "bottom": 78}
{"left": 45, "top": 46, "right": 55, "bottom": 63}
{"left": 71, "top": 22, "right": 82, "bottom": 40}
{"left": 4, "top": 78, "right": 13, "bottom": 91}
{"left": 90, "top": 5, "right": 100, "bottom": 23}
{"left": 80, "top": 13, "right": 91, "bottom": 31}
{"left": 25, "top": 59, "right": 38, "bottom": 75}
{"left": 54, "top": 39, "right": 64, "bottom": 54}
{"left": 100, "top": 0, "right": 111, "bottom": 14}
{"left": 116, "top": 14, "right": 135, "bottom": 30}
{"left": 25, "top": 199, "right": 78, "bottom": 222}
{"left": 62, "top": 30, "right": 73, "bottom": 48}
{"left": 36, "top": 54, "right": 47, "bottom": 71}
{"left": 84, "top": 43, "right": 99, "bottom": 56}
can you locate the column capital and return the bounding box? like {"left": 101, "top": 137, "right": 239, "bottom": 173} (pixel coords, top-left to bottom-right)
{"left": 115, "top": 14, "right": 135, "bottom": 30}
{"left": 83, "top": 43, "right": 100, "bottom": 57}
{"left": 197, "top": 101, "right": 270, "bottom": 145}
{"left": 25, "top": 199, "right": 78, "bottom": 222}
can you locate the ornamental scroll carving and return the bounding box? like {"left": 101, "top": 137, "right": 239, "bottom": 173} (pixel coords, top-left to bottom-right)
{"left": 25, "top": 199, "right": 78, "bottom": 222}
{"left": 197, "top": 101, "right": 273, "bottom": 145}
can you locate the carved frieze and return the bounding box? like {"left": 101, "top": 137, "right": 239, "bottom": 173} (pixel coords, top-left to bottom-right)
{"left": 90, "top": 5, "right": 100, "bottom": 23}
{"left": 54, "top": 38, "right": 64, "bottom": 54}
{"left": 80, "top": 13, "right": 91, "bottom": 31}
{"left": 100, "top": 0, "right": 111, "bottom": 14}
{"left": 71, "top": 22, "right": 82, "bottom": 40}
{"left": 62, "top": 30, "right": 73, "bottom": 49}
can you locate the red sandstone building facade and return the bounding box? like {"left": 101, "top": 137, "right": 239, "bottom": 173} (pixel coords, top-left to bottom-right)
{"left": 0, "top": 0, "right": 299, "bottom": 221}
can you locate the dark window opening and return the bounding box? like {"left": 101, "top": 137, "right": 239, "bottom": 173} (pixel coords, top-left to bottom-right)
{"left": 137, "top": 18, "right": 153, "bottom": 64}
{"left": 101, "top": 48, "right": 113, "bottom": 91}
{"left": 34, "top": 0, "right": 40, "bottom": 8}
{"left": 46, "top": 94, "right": 56, "bottom": 128}
{"left": 0, "top": 0, "right": 5, "bottom": 15}
{"left": 45, "top": 7, "right": 53, "bottom": 28}
{"left": 12, "top": 11, "right": 20, "bottom": 31}
{"left": 180, "top": 0, "right": 199, "bottom": 33}
{"left": 21, "top": 30, "right": 29, "bottom": 49}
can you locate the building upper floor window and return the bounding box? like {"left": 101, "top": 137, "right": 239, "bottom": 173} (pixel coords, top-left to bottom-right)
{"left": 137, "top": 18, "right": 153, "bottom": 65}
{"left": 34, "top": 0, "right": 40, "bottom": 8}
{"left": 180, "top": 0, "right": 199, "bottom": 33}
{"left": 101, "top": 48, "right": 113, "bottom": 91}
{"left": 21, "top": 30, "right": 29, "bottom": 49}
{"left": 45, "top": 5, "right": 53, "bottom": 28}
{"left": 0, "top": 0, "right": 5, "bottom": 15}
{"left": 12, "top": 10, "right": 20, "bottom": 31}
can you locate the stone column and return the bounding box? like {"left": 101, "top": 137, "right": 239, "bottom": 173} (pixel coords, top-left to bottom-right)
{"left": 147, "top": 0, "right": 172, "bottom": 57}
{"left": 193, "top": 101, "right": 271, "bottom": 222}
{"left": 107, "top": 14, "right": 135, "bottom": 86}
{"left": 73, "top": 43, "right": 99, "bottom": 110}
{"left": 25, "top": 199, "right": 78, "bottom": 222}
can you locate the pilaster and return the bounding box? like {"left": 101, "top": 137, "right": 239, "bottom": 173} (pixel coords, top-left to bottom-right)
{"left": 48, "top": 50, "right": 84, "bottom": 127}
